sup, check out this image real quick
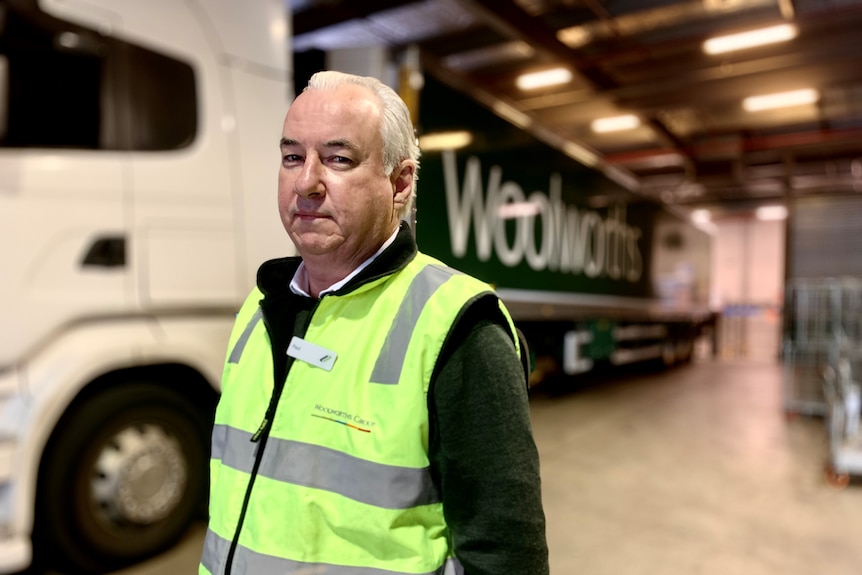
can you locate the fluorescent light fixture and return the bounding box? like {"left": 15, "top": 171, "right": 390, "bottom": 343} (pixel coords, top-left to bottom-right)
{"left": 743, "top": 88, "right": 818, "bottom": 112}
{"left": 516, "top": 67, "right": 573, "bottom": 90}
{"left": 691, "top": 209, "right": 712, "bottom": 224}
{"left": 755, "top": 205, "right": 788, "bottom": 220}
{"left": 591, "top": 114, "right": 641, "bottom": 133}
{"left": 703, "top": 24, "right": 797, "bottom": 55}
{"left": 556, "top": 26, "right": 592, "bottom": 49}
{"left": 418, "top": 130, "right": 473, "bottom": 151}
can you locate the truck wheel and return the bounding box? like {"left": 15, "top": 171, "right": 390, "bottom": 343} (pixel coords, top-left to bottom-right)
{"left": 35, "top": 382, "right": 210, "bottom": 573}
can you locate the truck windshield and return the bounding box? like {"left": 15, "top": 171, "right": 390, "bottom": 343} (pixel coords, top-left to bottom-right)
{"left": 0, "top": 2, "right": 196, "bottom": 151}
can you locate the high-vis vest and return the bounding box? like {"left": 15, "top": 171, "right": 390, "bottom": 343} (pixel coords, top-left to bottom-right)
{"left": 200, "top": 253, "right": 519, "bottom": 575}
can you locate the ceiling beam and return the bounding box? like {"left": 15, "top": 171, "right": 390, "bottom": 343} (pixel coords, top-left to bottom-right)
{"left": 456, "top": 0, "right": 617, "bottom": 89}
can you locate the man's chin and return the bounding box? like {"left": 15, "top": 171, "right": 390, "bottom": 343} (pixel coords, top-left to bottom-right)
{"left": 291, "top": 235, "right": 338, "bottom": 257}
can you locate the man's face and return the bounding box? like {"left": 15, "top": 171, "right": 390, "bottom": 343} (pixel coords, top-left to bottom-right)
{"left": 278, "top": 84, "right": 412, "bottom": 265}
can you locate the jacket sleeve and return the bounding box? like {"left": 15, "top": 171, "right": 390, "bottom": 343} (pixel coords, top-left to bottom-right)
{"left": 428, "top": 296, "right": 550, "bottom": 575}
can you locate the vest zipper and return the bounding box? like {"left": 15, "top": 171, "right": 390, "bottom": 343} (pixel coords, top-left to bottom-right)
{"left": 224, "top": 297, "right": 321, "bottom": 575}
{"left": 251, "top": 416, "right": 269, "bottom": 442}
{"left": 223, "top": 417, "right": 273, "bottom": 574}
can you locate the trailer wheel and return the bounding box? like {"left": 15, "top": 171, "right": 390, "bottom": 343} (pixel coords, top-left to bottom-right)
{"left": 35, "top": 382, "right": 210, "bottom": 573}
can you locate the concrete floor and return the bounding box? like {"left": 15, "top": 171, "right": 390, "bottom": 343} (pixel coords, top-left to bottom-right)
{"left": 532, "top": 357, "right": 862, "bottom": 575}
{"left": 32, "top": 345, "right": 862, "bottom": 574}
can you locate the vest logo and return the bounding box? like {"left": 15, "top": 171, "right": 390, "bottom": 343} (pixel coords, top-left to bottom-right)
{"left": 312, "top": 403, "right": 376, "bottom": 433}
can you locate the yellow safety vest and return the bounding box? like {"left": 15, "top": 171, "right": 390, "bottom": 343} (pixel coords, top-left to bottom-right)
{"left": 200, "top": 253, "right": 519, "bottom": 575}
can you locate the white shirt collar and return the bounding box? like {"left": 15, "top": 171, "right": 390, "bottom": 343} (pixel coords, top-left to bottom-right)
{"left": 289, "top": 227, "right": 400, "bottom": 297}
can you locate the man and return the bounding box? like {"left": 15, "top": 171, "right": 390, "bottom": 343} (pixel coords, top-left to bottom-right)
{"left": 200, "top": 70, "right": 548, "bottom": 575}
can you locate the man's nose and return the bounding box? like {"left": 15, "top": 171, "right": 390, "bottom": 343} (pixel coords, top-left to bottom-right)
{"left": 295, "top": 157, "right": 325, "bottom": 197}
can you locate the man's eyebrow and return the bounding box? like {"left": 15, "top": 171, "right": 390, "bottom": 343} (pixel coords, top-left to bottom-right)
{"left": 279, "top": 138, "right": 357, "bottom": 150}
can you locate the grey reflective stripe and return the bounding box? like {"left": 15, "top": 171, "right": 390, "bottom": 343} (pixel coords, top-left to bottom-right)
{"left": 259, "top": 437, "right": 440, "bottom": 508}
{"left": 210, "top": 421, "right": 246, "bottom": 462}
{"left": 370, "top": 264, "right": 455, "bottom": 384}
{"left": 227, "top": 307, "right": 263, "bottom": 364}
{"left": 441, "top": 558, "right": 464, "bottom": 575}
{"left": 201, "top": 528, "right": 455, "bottom": 575}
{"left": 211, "top": 424, "right": 440, "bottom": 509}
{"left": 200, "top": 527, "right": 227, "bottom": 575}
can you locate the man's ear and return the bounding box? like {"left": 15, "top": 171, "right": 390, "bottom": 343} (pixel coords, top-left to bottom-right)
{"left": 392, "top": 160, "right": 415, "bottom": 210}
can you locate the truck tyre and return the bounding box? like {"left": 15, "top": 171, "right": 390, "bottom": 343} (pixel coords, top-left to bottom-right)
{"left": 35, "top": 382, "right": 210, "bottom": 573}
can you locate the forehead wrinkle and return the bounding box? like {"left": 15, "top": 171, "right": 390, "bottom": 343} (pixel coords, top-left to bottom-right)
{"left": 323, "top": 138, "right": 357, "bottom": 150}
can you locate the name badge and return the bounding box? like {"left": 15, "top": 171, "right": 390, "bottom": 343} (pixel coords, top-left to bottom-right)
{"left": 287, "top": 336, "right": 337, "bottom": 372}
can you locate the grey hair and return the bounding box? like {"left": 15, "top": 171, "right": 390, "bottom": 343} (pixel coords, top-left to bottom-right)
{"left": 304, "top": 70, "right": 421, "bottom": 221}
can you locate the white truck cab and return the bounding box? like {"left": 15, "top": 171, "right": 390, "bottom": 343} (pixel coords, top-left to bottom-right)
{"left": 0, "top": 0, "right": 292, "bottom": 571}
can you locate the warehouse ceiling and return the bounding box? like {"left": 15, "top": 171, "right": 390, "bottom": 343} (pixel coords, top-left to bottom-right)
{"left": 289, "top": 0, "right": 862, "bottom": 213}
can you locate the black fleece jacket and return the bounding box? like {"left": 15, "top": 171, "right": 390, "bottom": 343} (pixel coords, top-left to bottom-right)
{"left": 255, "top": 223, "right": 549, "bottom": 575}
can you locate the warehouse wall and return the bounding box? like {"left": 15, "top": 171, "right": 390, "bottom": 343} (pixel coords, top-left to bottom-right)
{"left": 712, "top": 215, "right": 786, "bottom": 360}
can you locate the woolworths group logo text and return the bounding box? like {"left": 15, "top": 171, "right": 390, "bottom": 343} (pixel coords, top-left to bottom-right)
{"left": 442, "top": 150, "right": 643, "bottom": 282}
{"left": 312, "top": 403, "right": 376, "bottom": 433}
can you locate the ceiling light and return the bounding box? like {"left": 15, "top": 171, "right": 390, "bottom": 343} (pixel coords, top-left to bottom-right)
{"left": 556, "top": 26, "right": 592, "bottom": 49}
{"left": 690, "top": 209, "right": 711, "bottom": 224}
{"left": 742, "top": 88, "right": 818, "bottom": 112}
{"left": 755, "top": 205, "right": 788, "bottom": 221}
{"left": 591, "top": 114, "right": 641, "bottom": 133}
{"left": 418, "top": 130, "right": 473, "bottom": 151}
{"left": 516, "top": 67, "right": 573, "bottom": 90}
{"left": 703, "top": 24, "right": 797, "bottom": 55}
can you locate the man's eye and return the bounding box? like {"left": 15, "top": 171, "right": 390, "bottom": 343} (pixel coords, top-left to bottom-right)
{"left": 330, "top": 155, "right": 353, "bottom": 165}
{"left": 282, "top": 154, "right": 302, "bottom": 164}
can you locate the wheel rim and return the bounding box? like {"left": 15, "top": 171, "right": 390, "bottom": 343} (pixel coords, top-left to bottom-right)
{"left": 91, "top": 423, "right": 188, "bottom": 526}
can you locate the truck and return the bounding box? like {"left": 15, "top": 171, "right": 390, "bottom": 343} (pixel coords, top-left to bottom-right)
{"left": 413, "top": 75, "right": 715, "bottom": 386}
{"left": 0, "top": 0, "right": 293, "bottom": 572}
